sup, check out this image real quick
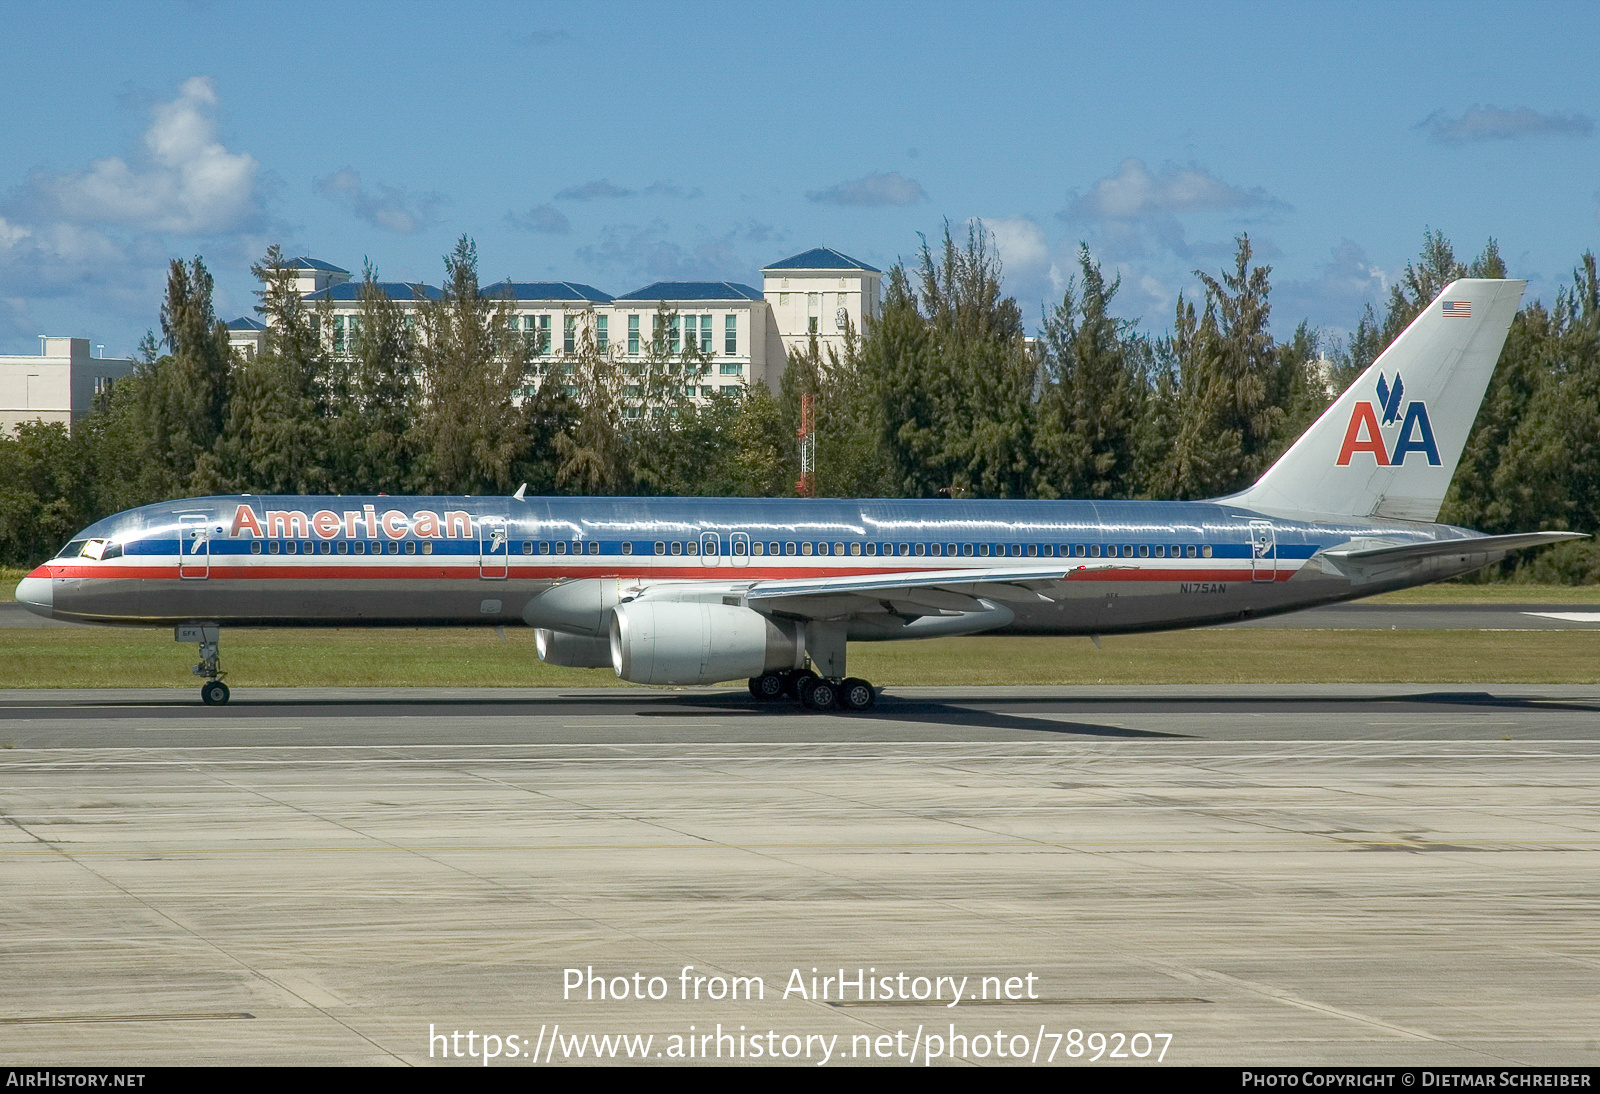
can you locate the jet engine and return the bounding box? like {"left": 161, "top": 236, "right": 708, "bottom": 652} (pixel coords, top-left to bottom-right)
{"left": 534, "top": 628, "right": 614, "bottom": 668}
{"left": 609, "top": 601, "right": 800, "bottom": 685}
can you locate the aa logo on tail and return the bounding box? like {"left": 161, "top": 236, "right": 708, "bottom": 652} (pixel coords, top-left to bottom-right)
{"left": 1336, "top": 372, "right": 1440, "bottom": 467}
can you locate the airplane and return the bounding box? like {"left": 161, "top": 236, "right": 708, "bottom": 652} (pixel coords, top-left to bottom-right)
{"left": 13, "top": 278, "right": 1583, "bottom": 710}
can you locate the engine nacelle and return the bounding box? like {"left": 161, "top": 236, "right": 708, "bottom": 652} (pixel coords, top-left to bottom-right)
{"left": 523, "top": 578, "right": 628, "bottom": 636}
{"left": 535, "top": 628, "right": 614, "bottom": 668}
{"left": 609, "top": 601, "right": 799, "bottom": 685}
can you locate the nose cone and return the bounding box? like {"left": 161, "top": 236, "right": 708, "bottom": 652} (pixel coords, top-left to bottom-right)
{"left": 15, "top": 573, "right": 53, "bottom": 619}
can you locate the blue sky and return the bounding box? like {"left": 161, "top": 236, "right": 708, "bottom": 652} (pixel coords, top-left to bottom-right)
{"left": 2, "top": 0, "right": 1597, "bottom": 357}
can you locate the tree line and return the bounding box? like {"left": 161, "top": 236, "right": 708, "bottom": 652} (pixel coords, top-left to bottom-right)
{"left": 3, "top": 227, "right": 1599, "bottom": 581}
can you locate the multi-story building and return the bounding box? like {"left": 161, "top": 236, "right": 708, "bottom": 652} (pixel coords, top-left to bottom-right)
{"left": 762, "top": 247, "right": 883, "bottom": 361}
{"left": 227, "top": 248, "right": 881, "bottom": 402}
{"left": 0, "top": 337, "right": 135, "bottom": 435}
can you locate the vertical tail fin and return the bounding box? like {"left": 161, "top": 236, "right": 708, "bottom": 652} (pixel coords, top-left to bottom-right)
{"left": 1230, "top": 278, "right": 1525, "bottom": 521}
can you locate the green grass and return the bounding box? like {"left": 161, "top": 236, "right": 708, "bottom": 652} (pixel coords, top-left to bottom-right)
{"left": 1, "top": 627, "right": 1596, "bottom": 688}
{"left": 0, "top": 568, "right": 28, "bottom": 600}
{"left": 1366, "top": 582, "right": 1600, "bottom": 604}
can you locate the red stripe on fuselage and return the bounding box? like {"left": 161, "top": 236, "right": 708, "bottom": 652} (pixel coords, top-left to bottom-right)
{"left": 34, "top": 561, "right": 1291, "bottom": 583}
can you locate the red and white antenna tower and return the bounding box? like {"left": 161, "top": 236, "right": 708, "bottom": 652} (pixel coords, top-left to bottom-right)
{"left": 796, "top": 392, "right": 816, "bottom": 497}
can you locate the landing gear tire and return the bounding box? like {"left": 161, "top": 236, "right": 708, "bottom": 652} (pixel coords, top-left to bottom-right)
{"left": 200, "top": 680, "right": 230, "bottom": 706}
{"left": 839, "top": 678, "right": 876, "bottom": 712}
{"left": 800, "top": 677, "right": 839, "bottom": 712}
{"left": 784, "top": 668, "right": 818, "bottom": 699}
{"left": 749, "top": 672, "right": 787, "bottom": 701}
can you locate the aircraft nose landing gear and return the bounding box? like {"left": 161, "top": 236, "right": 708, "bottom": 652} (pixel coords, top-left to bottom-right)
{"left": 177, "top": 623, "right": 230, "bottom": 705}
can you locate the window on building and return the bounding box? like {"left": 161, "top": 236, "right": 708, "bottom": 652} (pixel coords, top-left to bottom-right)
{"left": 596, "top": 315, "right": 608, "bottom": 353}
{"left": 720, "top": 362, "right": 742, "bottom": 376}
{"left": 808, "top": 316, "right": 818, "bottom": 334}
{"left": 564, "top": 315, "right": 576, "bottom": 354}
{"left": 628, "top": 315, "right": 640, "bottom": 355}
{"left": 668, "top": 315, "right": 680, "bottom": 354}
{"left": 725, "top": 314, "right": 737, "bottom": 355}
{"left": 333, "top": 315, "right": 346, "bottom": 354}
{"left": 699, "top": 315, "right": 712, "bottom": 353}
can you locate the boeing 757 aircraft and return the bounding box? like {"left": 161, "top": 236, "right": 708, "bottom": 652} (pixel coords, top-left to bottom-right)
{"left": 14, "top": 279, "right": 1581, "bottom": 709}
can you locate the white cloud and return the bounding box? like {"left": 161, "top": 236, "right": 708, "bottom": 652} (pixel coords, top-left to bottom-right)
{"left": 314, "top": 168, "right": 443, "bottom": 234}
{"left": 1064, "top": 158, "right": 1282, "bottom": 223}
{"left": 506, "top": 204, "right": 572, "bottom": 234}
{"left": 18, "top": 77, "right": 262, "bottom": 235}
{"left": 972, "top": 216, "right": 1049, "bottom": 278}
{"left": 555, "top": 179, "right": 636, "bottom": 201}
{"left": 1420, "top": 105, "right": 1593, "bottom": 144}
{"left": 807, "top": 172, "right": 927, "bottom": 207}
{"left": 575, "top": 222, "right": 745, "bottom": 282}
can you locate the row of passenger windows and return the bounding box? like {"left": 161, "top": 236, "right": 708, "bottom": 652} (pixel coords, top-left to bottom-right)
{"left": 250, "top": 540, "right": 430, "bottom": 555}
{"left": 243, "top": 539, "right": 1218, "bottom": 559}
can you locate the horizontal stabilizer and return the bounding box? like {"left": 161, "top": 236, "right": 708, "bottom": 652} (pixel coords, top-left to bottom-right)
{"left": 1317, "top": 531, "right": 1586, "bottom": 583}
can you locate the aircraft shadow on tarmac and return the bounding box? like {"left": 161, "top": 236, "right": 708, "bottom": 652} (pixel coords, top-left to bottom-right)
{"left": 5, "top": 688, "right": 1597, "bottom": 736}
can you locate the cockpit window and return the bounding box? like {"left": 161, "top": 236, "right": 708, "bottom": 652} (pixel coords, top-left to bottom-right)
{"left": 55, "top": 539, "right": 88, "bottom": 559}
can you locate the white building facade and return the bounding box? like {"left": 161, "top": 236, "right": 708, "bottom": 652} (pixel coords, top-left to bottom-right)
{"left": 237, "top": 248, "right": 881, "bottom": 403}
{"left": 0, "top": 337, "right": 135, "bottom": 436}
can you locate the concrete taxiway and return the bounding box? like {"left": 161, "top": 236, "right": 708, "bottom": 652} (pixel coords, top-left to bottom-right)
{"left": 0, "top": 685, "right": 1597, "bottom": 1067}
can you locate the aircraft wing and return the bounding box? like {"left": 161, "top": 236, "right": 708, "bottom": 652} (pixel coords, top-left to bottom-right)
{"left": 1317, "top": 531, "right": 1586, "bottom": 583}
{"left": 740, "top": 563, "right": 1123, "bottom": 618}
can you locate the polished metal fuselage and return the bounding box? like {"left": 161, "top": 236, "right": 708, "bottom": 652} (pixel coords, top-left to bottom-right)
{"left": 25, "top": 494, "right": 1495, "bottom": 637}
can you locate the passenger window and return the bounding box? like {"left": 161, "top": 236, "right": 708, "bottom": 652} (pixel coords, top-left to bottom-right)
{"left": 671, "top": 542, "right": 682, "bottom": 555}
{"left": 622, "top": 542, "right": 633, "bottom": 555}
{"left": 963, "top": 544, "right": 974, "bottom": 557}
{"left": 914, "top": 543, "right": 926, "bottom": 556}
{"left": 388, "top": 542, "right": 399, "bottom": 555}
{"left": 785, "top": 542, "right": 797, "bottom": 555}
{"left": 250, "top": 541, "right": 262, "bottom": 555}
{"left": 286, "top": 541, "right": 298, "bottom": 555}
{"left": 1122, "top": 544, "right": 1133, "bottom": 557}
{"left": 898, "top": 543, "right": 911, "bottom": 556}
{"left": 849, "top": 542, "right": 861, "bottom": 556}
{"left": 686, "top": 541, "right": 699, "bottom": 556}
{"left": 521, "top": 541, "right": 533, "bottom": 555}
{"left": 556, "top": 541, "right": 567, "bottom": 555}
{"left": 1028, "top": 544, "right": 1038, "bottom": 557}
{"left": 337, "top": 541, "right": 348, "bottom": 555}
{"left": 268, "top": 541, "right": 280, "bottom": 555}
{"left": 801, "top": 542, "right": 813, "bottom": 556}
{"left": 1154, "top": 545, "right": 1166, "bottom": 558}
{"left": 353, "top": 541, "right": 365, "bottom": 555}
{"left": 422, "top": 542, "right": 433, "bottom": 555}
{"left": 1201, "top": 545, "right": 1213, "bottom": 558}
{"left": 815, "top": 542, "right": 827, "bottom": 556}
{"left": 405, "top": 541, "right": 417, "bottom": 555}
{"left": 654, "top": 542, "right": 665, "bottom": 555}
{"left": 752, "top": 542, "right": 764, "bottom": 556}
{"left": 832, "top": 542, "right": 843, "bottom": 555}
{"left": 588, "top": 542, "right": 599, "bottom": 555}
{"left": 732, "top": 540, "right": 745, "bottom": 556}
{"left": 1074, "top": 544, "right": 1085, "bottom": 557}
{"left": 1186, "top": 545, "right": 1197, "bottom": 558}
{"left": 1090, "top": 545, "right": 1101, "bottom": 557}
{"left": 979, "top": 544, "right": 990, "bottom": 557}
{"left": 768, "top": 542, "right": 781, "bottom": 555}
{"left": 1139, "top": 545, "right": 1149, "bottom": 558}
{"left": 947, "top": 543, "right": 957, "bottom": 556}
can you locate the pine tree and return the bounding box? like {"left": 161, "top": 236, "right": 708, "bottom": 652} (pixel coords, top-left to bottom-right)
{"left": 217, "top": 245, "right": 331, "bottom": 494}
{"left": 1036, "top": 245, "right": 1142, "bottom": 499}
{"left": 410, "top": 237, "right": 532, "bottom": 494}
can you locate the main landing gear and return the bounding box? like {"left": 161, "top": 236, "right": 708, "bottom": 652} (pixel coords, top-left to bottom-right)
{"left": 177, "top": 623, "right": 230, "bottom": 705}
{"left": 748, "top": 669, "right": 877, "bottom": 712}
